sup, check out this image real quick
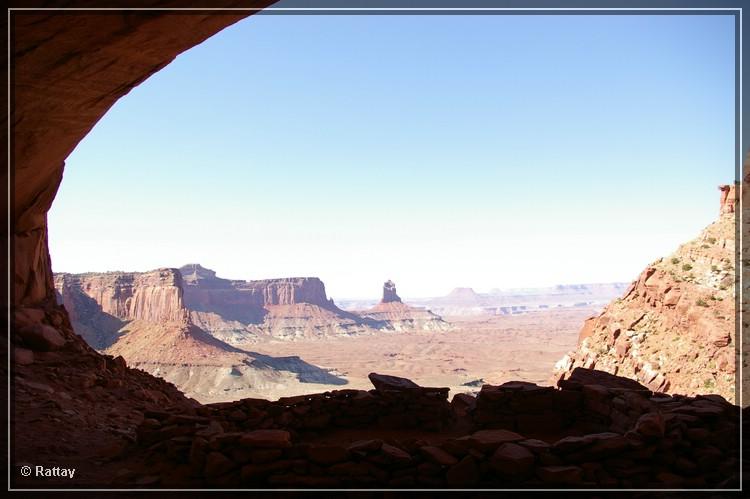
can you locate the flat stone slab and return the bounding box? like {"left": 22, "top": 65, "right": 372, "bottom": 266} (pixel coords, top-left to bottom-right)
{"left": 369, "top": 373, "right": 420, "bottom": 391}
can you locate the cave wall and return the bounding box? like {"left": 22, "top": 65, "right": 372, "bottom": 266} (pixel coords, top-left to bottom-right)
{"left": 11, "top": 3, "right": 274, "bottom": 306}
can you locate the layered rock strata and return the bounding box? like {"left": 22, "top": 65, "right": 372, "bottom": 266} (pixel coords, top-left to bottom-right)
{"left": 554, "top": 185, "right": 738, "bottom": 403}
{"left": 178, "top": 264, "right": 373, "bottom": 343}
{"left": 360, "top": 281, "right": 450, "bottom": 332}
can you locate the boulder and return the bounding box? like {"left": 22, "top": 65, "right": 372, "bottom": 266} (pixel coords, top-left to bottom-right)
{"left": 446, "top": 455, "right": 479, "bottom": 486}
{"left": 462, "top": 429, "right": 524, "bottom": 452}
{"left": 17, "top": 324, "right": 66, "bottom": 351}
{"left": 420, "top": 446, "right": 458, "bottom": 466}
{"left": 368, "top": 373, "right": 420, "bottom": 391}
{"left": 537, "top": 465, "right": 584, "bottom": 484}
{"left": 238, "top": 430, "right": 291, "bottom": 449}
{"left": 490, "top": 443, "right": 535, "bottom": 474}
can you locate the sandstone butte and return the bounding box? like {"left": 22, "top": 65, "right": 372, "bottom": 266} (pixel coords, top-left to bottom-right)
{"left": 554, "top": 182, "right": 741, "bottom": 404}
{"left": 357, "top": 280, "right": 451, "bottom": 332}
{"left": 52, "top": 268, "right": 450, "bottom": 402}
{"left": 9, "top": 7, "right": 745, "bottom": 490}
{"left": 54, "top": 267, "right": 450, "bottom": 349}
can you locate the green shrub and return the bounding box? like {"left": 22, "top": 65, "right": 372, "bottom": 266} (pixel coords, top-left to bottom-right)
{"left": 671, "top": 257, "right": 680, "bottom": 265}
{"left": 703, "top": 378, "right": 715, "bottom": 389}
{"left": 695, "top": 298, "right": 708, "bottom": 307}
{"left": 711, "top": 265, "right": 718, "bottom": 272}
{"left": 682, "top": 263, "right": 693, "bottom": 271}
{"left": 707, "top": 237, "right": 717, "bottom": 244}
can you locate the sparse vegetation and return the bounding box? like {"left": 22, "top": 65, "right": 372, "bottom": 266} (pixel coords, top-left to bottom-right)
{"left": 701, "top": 244, "right": 710, "bottom": 249}
{"left": 707, "top": 237, "right": 717, "bottom": 244}
{"left": 703, "top": 378, "right": 715, "bottom": 390}
{"left": 711, "top": 265, "right": 718, "bottom": 272}
{"left": 682, "top": 263, "right": 693, "bottom": 271}
{"left": 671, "top": 257, "right": 680, "bottom": 265}
{"left": 696, "top": 298, "right": 709, "bottom": 307}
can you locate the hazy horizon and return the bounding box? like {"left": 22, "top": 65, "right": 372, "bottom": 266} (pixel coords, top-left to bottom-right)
{"left": 53, "top": 260, "right": 630, "bottom": 301}
{"left": 48, "top": 14, "right": 735, "bottom": 298}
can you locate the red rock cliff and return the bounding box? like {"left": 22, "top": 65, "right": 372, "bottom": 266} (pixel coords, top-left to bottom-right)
{"left": 55, "top": 268, "right": 187, "bottom": 323}
{"left": 554, "top": 184, "right": 738, "bottom": 403}
{"left": 381, "top": 280, "right": 402, "bottom": 303}
{"left": 179, "top": 265, "right": 333, "bottom": 309}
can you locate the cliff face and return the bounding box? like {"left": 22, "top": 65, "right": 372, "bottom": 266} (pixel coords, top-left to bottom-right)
{"left": 54, "top": 268, "right": 188, "bottom": 348}
{"left": 554, "top": 185, "right": 737, "bottom": 403}
{"left": 381, "top": 280, "right": 401, "bottom": 303}
{"left": 178, "top": 265, "right": 363, "bottom": 342}
{"left": 55, "top": 269, "right": 186, "bottom": 323}
{"left": 55, "top": 265, "right": 445, "bottom": 348}
{"left": 361, "top": 280, "right": 450, "bottom": 332}
{"left": 180, "top": 264, "right": 334, "bottom": 315}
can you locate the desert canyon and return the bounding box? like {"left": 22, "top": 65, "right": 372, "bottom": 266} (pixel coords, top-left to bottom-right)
{"left": 53, "top": 262, "right": 628, "bottom": 403}
{"left": 10, "top": 7, "right": 744, "bottom": 490}
{"left": 50, "top": 181, "right": 740, "bottom": 408}
{"left": 10, "top": 179, "right": 738, "bottom": 489}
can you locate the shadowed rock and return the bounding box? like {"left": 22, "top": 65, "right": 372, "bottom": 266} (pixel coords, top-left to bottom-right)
{"left": 381, "top": 280, "right": 401, "bottom": 303}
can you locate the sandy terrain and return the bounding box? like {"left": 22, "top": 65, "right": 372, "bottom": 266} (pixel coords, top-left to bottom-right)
{"left": 246, "top": 306, "right": 598, "bottom": 400}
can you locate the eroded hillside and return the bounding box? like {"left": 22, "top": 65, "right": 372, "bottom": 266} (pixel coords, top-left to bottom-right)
{"left": 555, "top": 184, "right": 738, "bottom": 403}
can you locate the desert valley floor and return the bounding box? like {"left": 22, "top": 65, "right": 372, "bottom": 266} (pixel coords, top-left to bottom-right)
{"left": 239, "top": 307, "right": 596, "bottom": 403}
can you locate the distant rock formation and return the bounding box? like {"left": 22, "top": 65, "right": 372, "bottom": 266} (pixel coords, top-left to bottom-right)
{"left": 413, "top": 283, "right": 628, "bottom": 317}
{"left": 55, "top": 268, "right": 186, "bottom": 323}
{"left": 52, "top": 266, "right": 455, "bottom": 401}
{"left": 362, "top": 281, "right": 450, "bottom": 332}
{"left": 446, "top": 287, "right": 482, "bottom": 304}
{"left": 53, "top": 267, "right": 356, "bottom": 403}
{"left": 176, "top": 266, "right": 380, "bottom": 342}
{"left": 553, "top": 184, "right": 737, "bottom": 403}
{"left": 54, "top": 269, "right": 187, "bottom": 348}
{"left": 55, "top": 266, "right": 455, "bottom": 347}
{"left": 382, "top": 280, "right": 401, "bottom": 303}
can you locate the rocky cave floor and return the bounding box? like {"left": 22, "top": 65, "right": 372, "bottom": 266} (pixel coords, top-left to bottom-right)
{"left": 10, "top": 303, "right": 748, "bottom": 490}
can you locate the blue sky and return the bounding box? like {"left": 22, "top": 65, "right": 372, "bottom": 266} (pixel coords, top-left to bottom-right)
{"left": 48, "top": 14, "right": 736, "bottom": 299}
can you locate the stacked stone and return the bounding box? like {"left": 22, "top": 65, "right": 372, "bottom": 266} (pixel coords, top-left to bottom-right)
{"left": 473, "top": 382, "right": 584, "bottom": 433}
{"left": 130, "top": 372, "right": 740, "bottom": 488}
{"left": 165, "top": 388, "right": 454, "bottom": 435}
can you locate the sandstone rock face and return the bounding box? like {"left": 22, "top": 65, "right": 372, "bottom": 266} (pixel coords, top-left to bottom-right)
{"left": 361, "top": 301, "right": 451, "bottom": 332}
{"left": 12, "top": 6, "right": 276, "bottom": 307}
{"left": 52, "top": 266, "right": 363, "bottom": 402}
{"left": 554, "top": 185, "right": 738, "bottom": 403}
{"left": 180, "top": 264, "right": 339, "bottom": 330}
{"left": 382, "top": 280, "right": 401, "bottom": 303}
{"left": 179, "top": 265, "right": 391, "bottom": 342}
{"left": 54, "top": 269, "right": 187, "bottom": 348}
{"left": 55, "top": 265, "right": 452, "bottom": 349}
{"left": 52, "top": 265, "right": 454, "bottom": 401}
{"left": 360, "top": 281, "right": 450, "bottom": 332}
